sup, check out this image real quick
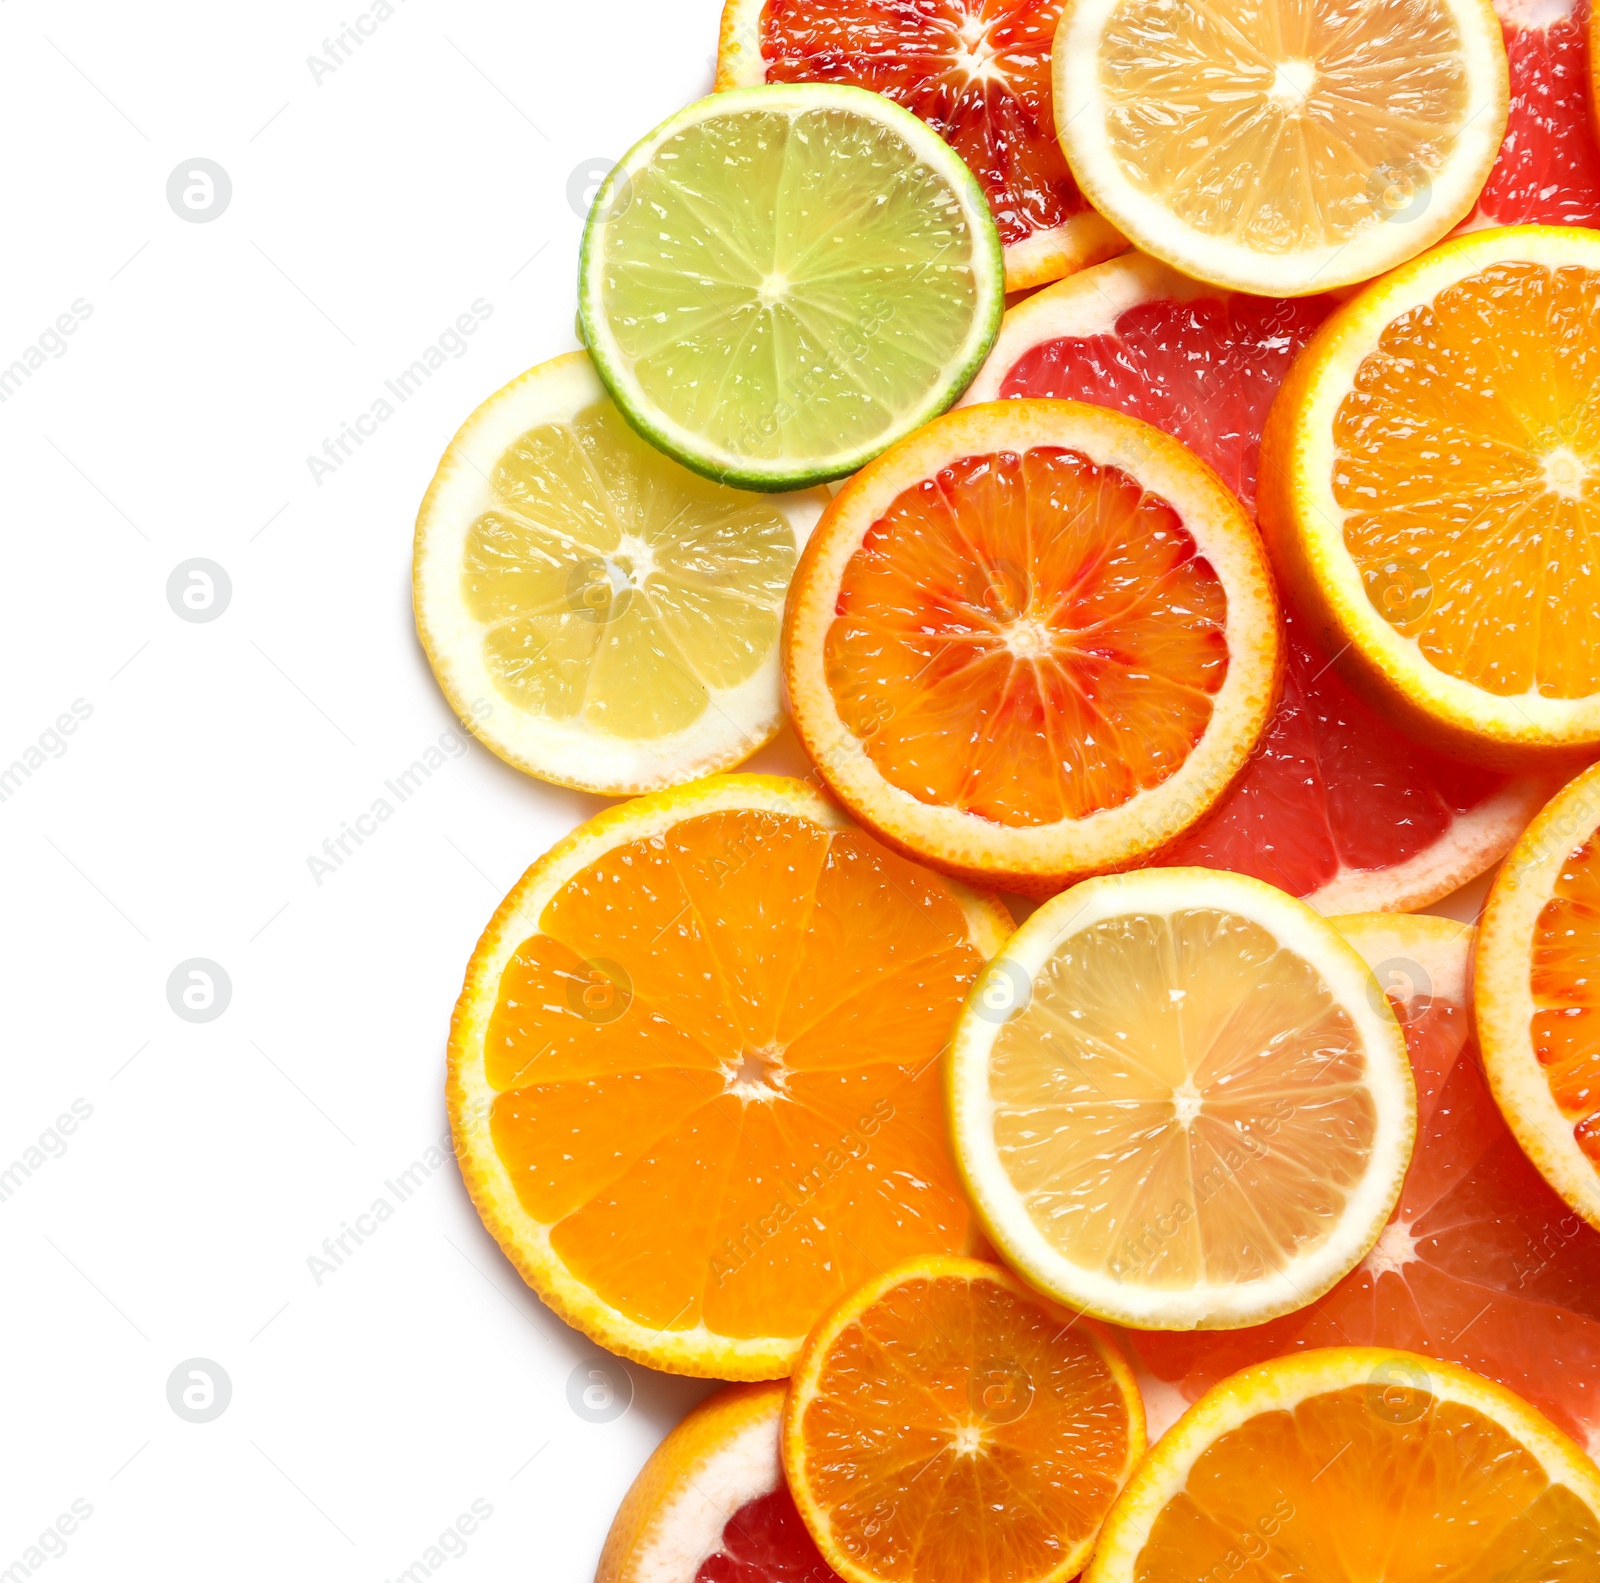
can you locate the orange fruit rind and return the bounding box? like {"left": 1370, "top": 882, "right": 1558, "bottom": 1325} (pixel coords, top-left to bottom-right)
{"left": 784, "top": 399, "right": 1281, "bottom": 895}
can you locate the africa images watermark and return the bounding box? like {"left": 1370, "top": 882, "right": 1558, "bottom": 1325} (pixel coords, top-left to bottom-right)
{"left": 0, "top": 700, "right": 94, "bottom": 806}
{"left": 0, "top": 300, "right": 94, "bottom": 406}
{"left": 0, "top": 1101, "right": 94, "bottom": 1209}
{"left": 380, "top": 1498, "right": 494, "bottom": 1583}
{"left": 305, "top": 0, "right": 413, "bottom": 85}
{"left": 0, "top": 1498, "right": 94, "bottom": 1582}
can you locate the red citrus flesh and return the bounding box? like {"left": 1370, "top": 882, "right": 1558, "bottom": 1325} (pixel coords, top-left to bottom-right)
{"left": 1120, "top": 942, "right": 1600, "bottom": 1454}
{"left": 696, "top": 1486, "right": 843, "bottom": 1583}
{"left": 754, "top": 0, "right": 1089, "bottom": 252}
{"left": 1468, "top": 0, "right": 1600, "bottom": 228}
{"left": 994, "top": 278, "right": 1519, "bottom": 907}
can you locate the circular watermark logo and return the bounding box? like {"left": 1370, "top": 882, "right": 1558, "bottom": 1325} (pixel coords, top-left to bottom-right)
{"left": 167, "top": 959, "right": 232, "bottom": 1024}
{"left": 565, "top": 557, "right": 633, "bottom": 624}
{"left": 566, "top": 159, "right": 633, "bottom": 223}
{"left": 1367, "top": 558, "right": 1433, "bottom": 626}
{"left": 167, "top": 1358, "right": 232, "bottom": 1423}
{"left": 565, "top": 959, "right": 632, "bottom": 1025}
{"left": 967, "top": 1357, "right": 1034, "bottom": 1425}
{"left": 166, "top": 559, "right": 232, "bottom": 623}
{"left": 1366, "top": 159, "right": 1431, "bottom": 225}
{"left": 1367, "top": 957, "right": 1432, "bottom": 1024}
{"left": 959, "top": 555, "right": 1028, "bottom": 622}
{"left": 167, "top": 159, "right": 232, "bottom": 223}
{"left": 567, "top": 1356, "right": 632, "bottom": 1423}
{"left": 972, "top": 959, "right": 1032, "bottom": 1025}
{"left": 1365, "top": 1355, "right": 1432, "bottom": 1425}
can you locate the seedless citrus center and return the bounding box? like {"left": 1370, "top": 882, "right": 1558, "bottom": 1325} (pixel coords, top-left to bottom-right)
{"left": 823, "top": 445, "right": 1230, "bottom": 826}
{"left": 1333, "top": 260, "right": 1600, "bottom": 698}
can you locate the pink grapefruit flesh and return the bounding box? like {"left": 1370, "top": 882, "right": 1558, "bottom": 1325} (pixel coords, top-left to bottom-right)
{"left": 696, "top": 1486, "right": 842, "bottom": 1583}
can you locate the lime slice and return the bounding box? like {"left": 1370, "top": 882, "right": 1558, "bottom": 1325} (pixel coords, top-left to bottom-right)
{"left": 578, "top": 83, "right": 1005, "bottom": 491}
{"left": 413, "top": 351, "right": 825, "bottom": 794}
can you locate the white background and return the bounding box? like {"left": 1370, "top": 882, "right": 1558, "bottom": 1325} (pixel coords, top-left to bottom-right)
{"left": 0, "top": 2, "right": 784, "bottom": 1577}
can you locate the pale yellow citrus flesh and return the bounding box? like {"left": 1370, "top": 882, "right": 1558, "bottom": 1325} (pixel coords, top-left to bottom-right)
{"left": 989, "top": 907, "right": 1378, "bottom": 1290}
{"left": 463, "top": 399, "right": 795, "bottom": 738}
{"left": 1107, "top": 1378, "right": 1600, "bottom": 1579}
{"left": 1333, "top": 259, "right": 1600, "bottom": 700}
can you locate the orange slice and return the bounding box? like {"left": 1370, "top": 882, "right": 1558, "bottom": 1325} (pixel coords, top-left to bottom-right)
{"left": 1479, "top": 759, "right": 1600, "bottom": 1232}
{"left": 1122, "top": 912, "right": 1600, "bottom": 1457}
{"left": 1085, "top": 1348, "right": 1600, "bottom": 1583}
{"left": 783, "top": 1255, "right": 1145, "bottom": 1583}
{"left": 597, "top": 1382, "right": 845, "bottom": 1583}
{"left": 947, "top": 867, "right": 1416, "bottom": 1329}
{"left": 1259, "top": 223, "right": 1600, "bottom": 767}
{"left": 446, "top": 774, "right": 1011, "bottom": 1378}
{"left": 715, "top": 0, "right": 1127, "bottom": 293}
{"left": 782, "top": 400, "right": 1280, "bottom": 894}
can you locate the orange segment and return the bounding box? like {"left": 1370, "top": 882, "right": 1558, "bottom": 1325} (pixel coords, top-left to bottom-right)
{"left": 1260, "top": 224, "right": 1600, "bottom": 764}
{"left": 1085, "top": 1350, "right": 1600, "bottom": 1583}
{"left": 784, "top": 1256, "right": 1144, "bottom": 1583}
{"left": 447, "top": 775, "right": 1012, "bottom": 1378}
{"left": 786, "top": 400, "right": 1279, "bottom": 893}
{"left": 1533, "top": 832, "right": 1600, "bottom": 1161}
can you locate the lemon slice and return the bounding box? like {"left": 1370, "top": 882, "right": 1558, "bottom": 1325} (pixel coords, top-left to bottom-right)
{"left": 578, "top": 84, "right": 1005, "bottom": 491}
{"left": 1052, "top": 0, "right": 1509, "bottom": 295}
{"left": 413, "top": 352, "right": 824, "bottom": 795}
{"left": 947, "top": 867, "right": 1415, "bottom": 1329}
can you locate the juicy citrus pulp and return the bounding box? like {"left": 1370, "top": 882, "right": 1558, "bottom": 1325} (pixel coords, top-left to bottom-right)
{"left": 716, "top": 0, "right": 1127, "bottom": 291}
{"left": 1469, "top": 0, "right": 1600, "bottom": 227}
{"left": 447, "top": 775, "right": 1011, "bottom": 1377}
{"left": 784, "top": 400, "right": 1280, "bottom": 893}
{"left": 1260, "top": 224, "right": 1600, "bottom": 761}
{"left": 783, "top": 1256, "right": 1144, "bottom": 1583}
{"left": 1053, "top": 0, "right": 1510, "bottom": 294}
{"left": 1479, "top": 759, "right": 1600, "bottom": 1231}
{"left": 1084, "top": 1349, "right": 1600, "bottom": 1583}
{"left": 578, "top": 84, "right": 1003, "bottom": 491}
{"left": 413, "top": 352, "right": 823, "bottom": 794}
{"left": 1123, "top": 912, "right": 1600, "bottom": 1455}
{"left": 948, "top": 868, "right": 1415, "bottom": 1328}
{"left": 595, "top": 1381, "right": 843, "bottom": 1583}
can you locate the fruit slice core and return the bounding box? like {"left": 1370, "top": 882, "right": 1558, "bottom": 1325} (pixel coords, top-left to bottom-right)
{"left": 756, "top": 0, "right": 1089, "bottom": 250}
{"left": 594, "top": 103, "right": 987, "bottom": 469}
{"left": 696, "top": 1486, "right": 843, "bottom": 1583}
{"left": 462, "top": 400, "right": 794, "bottom": 737}
{"left": 794, "top": 1268, "right": 1137, "bottom": 1583}
{"left": 990, "top": 908, "right": 1376, "bottom": 1286}
{"left": 1095, "top": 0, "right": 1472, "bottom": 252}
{"left": 823, "top": 446, "right": 1229, "bottom": 826}
{"left": 485, "top": 809, "right": 983, "bottom": 1340}
{"left": 1133, "top": 1382, "right": 1600, "bottom": 1577}
{"left": 1533, "top": 832, "right": 1600, "bottom": 1165}
{"left": 1332, "top": 259, "right": 1600, "bottom": 699}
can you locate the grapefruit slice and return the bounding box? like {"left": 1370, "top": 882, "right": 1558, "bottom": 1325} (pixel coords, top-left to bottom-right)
{"left": 1085, "top": 1349, "right": 1600, "bottom": 1583}
{"left": 963, "top": 254, "right": 1550, "bottom": 912}
{"left": 1464, "top": 0, "right": 1600, "bottom": 229}
{"left": 783, "top": 399, "right": 1280, "bottom": 895}
{"left": 1121, "top": 913, "right": 1600, "bottom": 1458}
{"left": 1479, "top": 760, "right": 1600, "bottom": 1233}
{"left": 447, "top": 774, "right": 1013, "bottom": 1378}
{"left": 715, "top": 0, "right": 1127, "bottom": 293}
{"left": 597, "top": 1382, "right": 845, "bottom": 1583}
{"left": 783, "top": 1255, "right": 1145, "bottom": 1583}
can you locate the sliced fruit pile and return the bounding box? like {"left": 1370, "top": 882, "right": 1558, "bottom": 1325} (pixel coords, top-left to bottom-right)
{"left": 409, "top": 0, "right": 1600, "bottom": 1574}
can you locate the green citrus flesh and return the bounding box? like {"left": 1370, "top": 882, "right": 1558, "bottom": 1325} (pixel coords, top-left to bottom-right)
{"left": 579, "top": 85, "right": 1005, "bottom": 490}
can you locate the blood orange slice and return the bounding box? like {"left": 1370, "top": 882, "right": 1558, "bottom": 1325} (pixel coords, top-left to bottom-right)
{"left": 783, "top": 398, "right": 1280, "bottom": 894}
{"left": 963, "top": 253, "right": 1552, "bottom": 911}
{"left": 715, "top": 0, "right": 1126, "bottom": 292}
{"left": 1119, "top": 913, "right": 1600, "bottom": 1458}
{"left": 597, "top": 1381, "right": 845, "bottom": 1583}
{"left": 1463, "top": 0, "right": 1600, "bottom": 229}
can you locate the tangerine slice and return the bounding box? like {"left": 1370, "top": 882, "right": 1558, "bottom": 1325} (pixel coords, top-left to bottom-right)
{"left": 784, "top": 400, "right": 1279, "bottom": 893}
{"left": 1260, "top": 223, "right": 1600, "bottom": 764}
{"left": 597, "top": 1382, "right": 845, "bottom": 1583}
{"left": 1479, "top": 759, "right": 1600, "bottom": 1232}
{"left": 716, "top": 0, "right": 1127, "bottom": 292}
{"left": 1466, "top": 0, "right": 1600, "bottom": 229}
{"left": 783, "top": 1255, "right": 1144, "bottom": 1583}
{"left": 1121, "top": 913, "right": 1600, "bottom": 1458}
{"left": 447, "top": 775, "right": 1012, "bottom": 1378}
{"left": 1085, "top": 1349, "right": 1600, "bottom": 1583}
{"left": 963, "top": 253, "right": 1550, "bottom": 909}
